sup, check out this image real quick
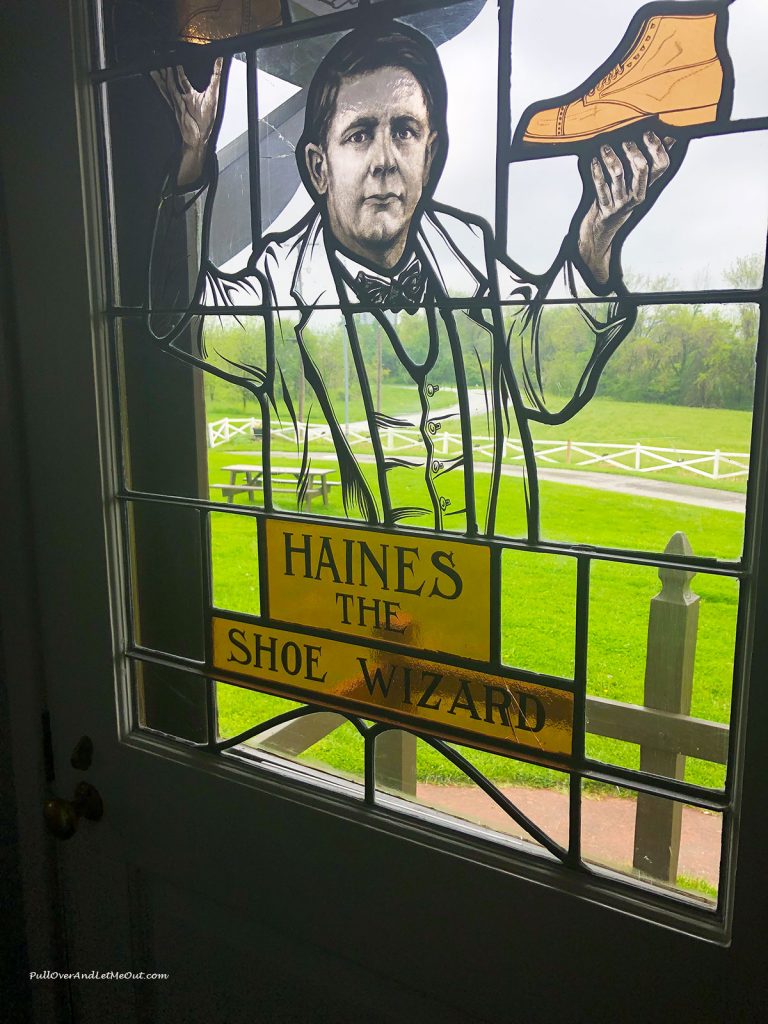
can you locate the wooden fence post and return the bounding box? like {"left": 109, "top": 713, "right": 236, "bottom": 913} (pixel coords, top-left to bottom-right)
{"left": 633, "top": 531, "right": 699, "bottom": 882}
{"left": 254, "top": 716, "right": 417, "bottom": 797}
{"left": 375, "top": 730, "right": 417, "bottom": 796}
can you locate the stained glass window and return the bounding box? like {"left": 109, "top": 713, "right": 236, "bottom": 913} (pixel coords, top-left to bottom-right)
{"left": 93, "top": 0, "right": 768, "bottom": 929}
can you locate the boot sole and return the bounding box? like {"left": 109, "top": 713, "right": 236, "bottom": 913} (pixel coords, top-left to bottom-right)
{"left": 523, "top": 103, "right": 719, "bottom": 144}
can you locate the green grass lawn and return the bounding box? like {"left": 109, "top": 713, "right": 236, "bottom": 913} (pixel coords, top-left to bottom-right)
{"left": 527, "top": 396, "right": 752, "bottom": 452}
{"left": 210, "top": 453, "right": 740, "bottom": 793}
{"left": 208, "top": 446, "right": 744, "bottom": 560}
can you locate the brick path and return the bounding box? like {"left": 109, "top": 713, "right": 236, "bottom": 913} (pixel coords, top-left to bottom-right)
{"left": 417, "top": 784, "right": 721, "bottom": 887}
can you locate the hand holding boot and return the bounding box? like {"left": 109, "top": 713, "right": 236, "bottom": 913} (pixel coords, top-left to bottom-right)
{"left": 577, "top": 130, "right": 675, "bottom": 289}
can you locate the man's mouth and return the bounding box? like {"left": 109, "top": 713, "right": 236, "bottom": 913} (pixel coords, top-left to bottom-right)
{"left": 365, "top": 193, "right": 401, "bottom": 204}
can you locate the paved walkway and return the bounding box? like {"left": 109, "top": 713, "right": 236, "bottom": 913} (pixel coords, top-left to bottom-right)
{"left": 417, "top": 783, "right": 720, "bottom": 888}
{"left": 531, "top": 466, "right": 744, "bottom": 512}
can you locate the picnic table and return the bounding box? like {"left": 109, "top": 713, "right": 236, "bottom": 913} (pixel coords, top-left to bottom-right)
{"left": 216, "top": 464, "right": 335, "bottom": 509}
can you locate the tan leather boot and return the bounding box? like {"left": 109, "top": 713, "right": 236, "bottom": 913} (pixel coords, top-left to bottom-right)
{"left": 517, "top": 6, "right": 732, "bottom": 146}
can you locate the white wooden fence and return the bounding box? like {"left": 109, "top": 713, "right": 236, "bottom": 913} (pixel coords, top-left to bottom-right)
{"left": 207, "top": 418, "right": 749, "bottom": 482}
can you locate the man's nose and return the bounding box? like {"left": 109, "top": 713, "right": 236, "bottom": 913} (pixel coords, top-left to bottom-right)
{"left": 369, "top": 129, "right": 397, "bottom": 176}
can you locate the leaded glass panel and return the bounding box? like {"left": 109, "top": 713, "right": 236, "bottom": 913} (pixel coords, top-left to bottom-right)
{"left": 95, "top": 0, "right": 768, "bottom": 928}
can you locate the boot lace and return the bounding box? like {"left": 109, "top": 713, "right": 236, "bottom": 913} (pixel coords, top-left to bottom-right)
{"left": 588, "top": 63, "right": 625, "bottom": 96}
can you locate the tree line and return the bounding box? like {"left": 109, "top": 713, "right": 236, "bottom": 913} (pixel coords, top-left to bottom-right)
{"left": 202, "top": 254, "right": 761, "bottom": 415}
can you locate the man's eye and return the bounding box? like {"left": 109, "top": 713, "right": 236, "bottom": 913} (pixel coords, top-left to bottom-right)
{"left": 395, "top": 127, "right": 415, "bottom": 140}
{"left": 347, "top": 130, "right": 369, "bottom": 144}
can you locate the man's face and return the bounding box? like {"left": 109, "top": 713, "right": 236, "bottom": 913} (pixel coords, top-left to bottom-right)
{"left": 305, "top": 66, "right": 437, "bottom": 270}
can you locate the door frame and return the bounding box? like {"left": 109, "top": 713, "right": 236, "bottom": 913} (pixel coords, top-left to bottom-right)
{"left": 3, "top": 2, "right": 768, "bottom": 1021}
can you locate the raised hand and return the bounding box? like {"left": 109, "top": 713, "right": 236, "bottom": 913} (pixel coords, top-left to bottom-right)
{"left": 577, "top": 130, "right": 675, "bottom": 288}
{"left": 151, "top": 57, "right": 223, "bottom": 187}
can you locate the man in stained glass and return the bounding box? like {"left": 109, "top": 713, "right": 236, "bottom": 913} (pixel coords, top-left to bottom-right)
{"left": 148, "top": 21, "right": 679, "bottom": 539}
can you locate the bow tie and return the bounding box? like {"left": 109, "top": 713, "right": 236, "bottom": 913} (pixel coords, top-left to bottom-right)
{"left": 354, "top": 258, "right": 425, "bottom": 314}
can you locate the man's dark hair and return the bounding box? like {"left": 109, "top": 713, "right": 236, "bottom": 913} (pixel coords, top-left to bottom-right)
{"left": 297, "top": 21, "right": 448, "bottom": 198}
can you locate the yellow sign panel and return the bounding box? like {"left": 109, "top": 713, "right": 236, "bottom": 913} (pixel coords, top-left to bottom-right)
{"left": 265, "top": 519, "right": 491, "bottom": 661}
{"left": 212, "top": 617, "right": 573, "bottom": 757}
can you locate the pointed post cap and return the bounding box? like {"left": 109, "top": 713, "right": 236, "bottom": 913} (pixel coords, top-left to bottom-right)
{"left": 658, "top": 531, "right": 696, "bottom": 601}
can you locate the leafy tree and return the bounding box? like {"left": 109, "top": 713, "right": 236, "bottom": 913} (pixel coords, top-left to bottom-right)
{"left": 536, "top": 258, "right": 760, "bottom": 411}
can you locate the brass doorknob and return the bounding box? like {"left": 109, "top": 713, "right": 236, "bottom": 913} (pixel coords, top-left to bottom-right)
{"left": 43, "top": 781, "right": 104, "bottom": 840}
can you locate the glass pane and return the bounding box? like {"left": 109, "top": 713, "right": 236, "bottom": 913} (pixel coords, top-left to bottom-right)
{"left": 107, "top": 51, "right": 251, "bottom": 306}
{"left": 217, "top": 680, "right": 302, "bottom": 738}
{"left": 209, "top": 54, "right": 251, "bottom": 271}
{"left": 288, "top": 1, "right": 359, "bottom": 18}
{"left": 210, "top": 511, "right": 261, "bottom": 615}
{"left": 99, "top": 0, "right": 283, "bottom": 65}
{"left": 417, "top": 0, "right": 497, "bottom": 224}
{"left": 205, "top": 305, "right": 497, "bottom": 527}
{"left": 587, "top": 560, "right": 736, "bottom": 791}
{"left": 501, "top": 549, "right": 576, "bottom": 678}
{"left": 117, "top": 319, "right": 210, "bottom": 500}
{"left": 257, "top": 34, "right": 338, "bottom": 235}
{"left": 582, "top": 781, "right": 721, "bottom": 904}
{"left": 375, "top": 734, "right": 569, "bottom": 851}
{"left": 508, "top": 135, "right": 768, "bottom": 293}
{"left": 99, "top": 0, "right": 176, "bottom": 66}
{"left": 177, "top": 0, "right": 282, "bottom": 43}
{"left": 508, "top": 0, "right": 768, "bottom": 290}
{"left": 509, "top": 303, "right": 757, "bottom": 558}
{"left": 134, "top": 661, "right": 209, "bottom": 742}
{"left": 216, "top": 683, "right": 365, "bottom": 788}
{"left": 290, "top": 717, "right": 366, "bottom": 785}
{"left": 106, "top": 73, "right": 184, "bottom": 307}
{"left": 722, "top": 0, "right": 768, "bottom": 121}
{"left": 620, "top": 133, "right": 768, "bottom": 290}
{"left": 128, "top": 501, "right": 205, "bottom": 661}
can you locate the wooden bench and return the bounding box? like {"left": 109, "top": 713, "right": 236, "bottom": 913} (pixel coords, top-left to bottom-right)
{"left": 215, "top": 480, "right": 324, "bottom": 510}
{"left": 216, "top": 483, "right": 262, "bottom": 504}
{"left": 216, "top": 464, "right": 335, "bottom": 510}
